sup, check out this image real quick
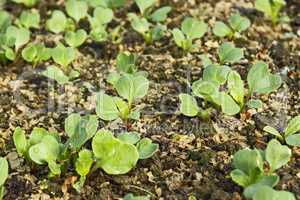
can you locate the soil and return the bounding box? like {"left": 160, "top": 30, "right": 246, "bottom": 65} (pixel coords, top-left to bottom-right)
{"left": 0, "top": 0, "right": 300, "bottom": 200}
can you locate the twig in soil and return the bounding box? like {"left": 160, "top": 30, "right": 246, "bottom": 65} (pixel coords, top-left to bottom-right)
{"left": 128, "top": 185, "right": 157, "bottom": 198}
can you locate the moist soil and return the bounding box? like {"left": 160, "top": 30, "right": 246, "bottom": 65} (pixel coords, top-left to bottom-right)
{"left": 0, "top": 0, "right": 300, "bottom": 200}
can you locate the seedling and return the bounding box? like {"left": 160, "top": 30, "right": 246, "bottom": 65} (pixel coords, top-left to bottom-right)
{"left": 46, "top": 10, "right": 67, "bottom": 34}
{"left": 218, "top": 42, "right": 244, "bottom": 64}
{"left": 11, "top": 0, "right": 39, "bottom": 7}
{"left": 41, "top": 65, "right": 80, "bottom": 85}
{"left": 65, "top": 0, "right": 88, "bottom": 23}
{"left": 128, "top": 13, "right": 167, "bottom": 44}
{"left": 264, "top": 115, "right": 300, "bottom": 147}
{"left": 172, "top": 17, "right": 207, "bottom": 52}
{"left": 17, "top": 9, "right": 40, "bottom": 29}
{"left": 255, "top": 0, "right": 286, "bottom": 24}
{"left": 96, "top": 73, "right": 149, "bottom": 121}
{"left": 179, "top": 61, "right": 281, "bottom": 116}
{"left": 92, "top": 129, "right": 158, "bottom": 175}
{"left": 5, "top": 25, "right": 30, "bottom": 51}
{"left": 0, "top": 157, "right": 8, "bottom": 200}
{"left": 51, "top": 42, "right": 77, "bottom": 68}
{"left": 64, "top": 29, "right": 87, "bottom": 48}
{"left": 86, "top": 0, "right": 126, "bottom": 9}
{"left": 134, "top": 0, "right": 171, "bottom": 21}
{"left": 0, "top": 10, "right": 11, "bottom": 33}
{"left": 213, "top": 13, "right": 250, "bottom": 39}
{"left": 21, "top": 42, "right": 51, "bottom": 67}
{"left": 253, "top": 186, "right": 295, "bottom": 200}
{"left": 231, "top": 139, "right": 292, "bottom": 199}
{"left": 88, "top": 6, "right": 113, "bottom": 42}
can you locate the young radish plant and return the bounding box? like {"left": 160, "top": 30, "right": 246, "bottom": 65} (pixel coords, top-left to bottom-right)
{"left": 21, "top": 42, "right": 51, "bottom": 67}
{"left": 213, "top": 13, "right": 250, "bottom": 39}
{"left": 16, "top": 9, "right": 40, "bottom": 29}
{"left": 264, "top": 115, "right": 300, "bottom": 147}
{"left": 230, "top": 139, "right": 294, "bottom": 199}
{"left": 172, "top": 17, "right": 207, "bottom": 53}
{"left": 179, "top": 49, "right": 281, "bottom": 116}
{"left": 255, "top": 0, "right": 286, "bottom": 25}
{"left": 0, "top": 157, "right": 8, "bottom": 200}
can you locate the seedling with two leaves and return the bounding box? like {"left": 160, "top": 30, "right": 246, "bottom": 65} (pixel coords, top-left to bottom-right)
{"left": 264, "top": 115, "right": 300, "bottom": 147}
{"left": 128, "top": 0, "right": 171, "bottom": 44}
{"left": 21, "top": 43, "right": 51, "bottom": 67}
{"left": 16, "top": 9, "right": 40, "bottom": 30}
{"left": 96, "top": 73, "right": 149, "bottom": 122}
{"left": 230, "top": 139, "right": 295, "bottom": 199}
{"left": 179, "top": 43, "right": 281, "bottom": 116}
{"left": 255, "top": 0, "right": 286, "bottom": 25}
{"left": 172, "top": 17, "right": 207, "bottom": 52}
{"left": 213, "top": 13, "right": 250, "bottom": 39}
{"left": 0, "top": 157, "right": 8, "bottom": 200}
{"left": 51, "top": 42, "right": 77, "bottom": 69}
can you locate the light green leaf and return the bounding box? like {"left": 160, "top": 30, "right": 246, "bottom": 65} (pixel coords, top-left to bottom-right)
{"left": 135, "top": 0, "right": 156, "bottom": 15}
{"left": 116, "top": 52, "right": 137, "bottom": 74}
{"left": 65, "top": 29, "right": 87, "bottom": 47}
{"left": 179, "top": 93, "right": 199, "bottom": 117}
{"left": 51, "top": 43, "right": 76, "bottom": 68}
{"left": 150, "top": 6, "right": 171, "bottom": 22}
{"left": 75, "top": 149, "right": 93, "bottom": 177}
{"left": 218, "top": 42, "right": 244, "bottom": 64}
{"left": 41, "top": 65, "right": 69, "bottom": 85}
{"left": 253, "top": 186, "right": 295, "bottom": 200}
{"left": 65, "top": 0, "right": 88, "bottom": 22}
{"left": 6, "top": 26, "right": 30, "bottom": 50}
{"left": 0, "top": 157, "right": 8, "bottom": 187}
{"left": 181, "top": 17, "right": 207, "bottom": 40}
{"left": 247, "top": 99, "right": 263, "bottom": 109}
{"left": 230, "top": 169, "right": 250, "bottom": 187}
{"left": 46, "top": 10, "right": 67, "bottom": 34}
{"left": 90, "top": 7, "right": 113, "bottom": 27}
{"left": 263, "top": 126, "right": 282, "bottom": 139}
{"left": 171, "top": 28, "right": 185, "bottom": 48}
{"left": 0, "top": 10, "right": 12, "bottom": 32}
{"left": 13, "top": 127, "right": 28, "bottom": 156}
{"left": 227, "top": 70, "right": 244, "bottom": 106}
{"left": 19, "top": 9, "right": 40, "bottom": 29}
{"left": 213, "top": 21, "right": 232, "bottom": 37}
{"left": 266, "top": 139, "right": 291, "bottom": 172}
{"left": 286, "top": 134, "right": 300, "bottom": 147}
{"left": 130, "top": 15, "right": 150, "bottom": 35}
{"left": 220, "top": 92, "right": 241, "bottom": 115}
{"left": 118, "top": 132, "right": 141, "bottom": 145}
{"left": 202, "top": 65, "right": 231, "bottom": 85}
{"left": 136, "top": 138, "right": 159, "bottom": 159}
{"left": 284, "top": 116, "right": 300, "bottom": 136}
{"left": 92, "top": 130, "right": 139, "bottom": 174}
{"left": 229, "top": 13, "right": 250, "bottom": 33}
{"left": 95, "top": 92, "right": 120, "bottom": 121}
{"left": 11, "top": 0, "right": 39, "bottom": 7}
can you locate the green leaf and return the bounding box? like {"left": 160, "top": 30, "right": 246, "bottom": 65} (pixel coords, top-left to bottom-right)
{"left": 135, "top": 0, "right": 156, "bottom": 15}
{"left": 13, "top": 127, "right": 28, "bottom": 156}
{"left": 192, "top": 80, "right": 220, "bottom": 105}
{"left": 220, "top": 92, "right": 241, "bottom": 115}
{"left": 286, "top": 134, "right": 300, "bottom": 147}
{"left": 46, "top": 10, "right": 67, "bottom": 34}
{"left": 179, "top": 93, "right": 199, "bottom": 117}
{"left": 263, "top": 126, "right": 282, "bottom": 139}
{"left": 129, "top": 15, "right": 150, "bottom": 35}
{"left": 19, "top": 9, "right": 40, "bottom": 29}
{"left": 115, "top": 74, "right": 149, "bottom": 103}
{"left": 123, "top": 193, "right": 150, "bottom": 200}
{"left": 65, "top": 114, "right": 98, "bottom": 149}
{"left": 247, "top": 61, "right": 282, "bottom": 95}
{"left": 247, "top": 99, "right": 263, "bottom": 109}
{"left": 11, "top": 0, "right": 39, "bottom": 7}
{"left": 171, "top": 28, "right": 185, "bottom": 49}
{"left": 266, "top": 139, "right": 291, "bottom": 172}
{"left": 65, "top": 0, "right": 88, "bottom": 22}
{"left": 116, "top": 52, "right": 137, "bottom": 74}
{"left": 255, "top": 0, "right": 286, "bottom": 24}
{"left": 51, "top": 43, "right": 76, "bottom": 68}
{"left": 181, "top": 17, "right": 207, "bottom": 40}
{"left": 213, "top": 21, "right": 232, "bottom": 37}
{"left": 218, "top": 42, "right": 244, "bottom": 64}
{"left": 232, "top": 148, "right": 264, "bottom": 177}
{"left": 118, "top": 132, "right": 141, "bottom": 145}
{"left": 202, "top": 65, "right": 231, "bottom": 85}
{"left": 90, "top": 7, "right": 113, "bottom": 27}
{"left": 0, "top": 157, "right": 8, "bottom": 186}
{"left": 41, "top": 66, "right": 70, "bottom": 85}
{"left": 136, "top": 138, "right": 159, "bottom": 159}
{"left": 22, "top": 43, "right": 51, "bottom": 64}
{"left": 243, "top": 175, "right": 280, "bottom": 199}
{"left": 4, "top": 46, "right": 15, "bottom": 61}
{"left": 0, "top": 10, "right": 12, "bottom": 32}
{"left": 284, "top": 116, "right": 300, "bottom": 136}
{"left": 230, "top": 169, "right": 251, "bottom": 187}
{"left": 95, "top": 92, "right": 120, "bottom": 121}
{"left": 229, "top": 13, "right": 250, "bottom": 33}
{"left": 227, "top": 70, "right": 244, "bottom": 106}
{"left": 150, "top": 6, "right": 171, "bottom": 22}
{"left": 89, "top": 25, "right": 108, "bottom": 42}
{"left": 29, "top": 127, "right": 48, "bottom": 146}
{"left": 65, "top": 29, "right": 87, "bottom": 48}
{"left": 253, "top": 186, "right": 295, "bottom": 200}
{"left": 75, "top": 149, "right": 93, "bottom": 177}
{"left": 92, "top": 130, "right": 139, "bottom": 174}
{"left": 6, "top": 26, "right": 30, "bottom": 50}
